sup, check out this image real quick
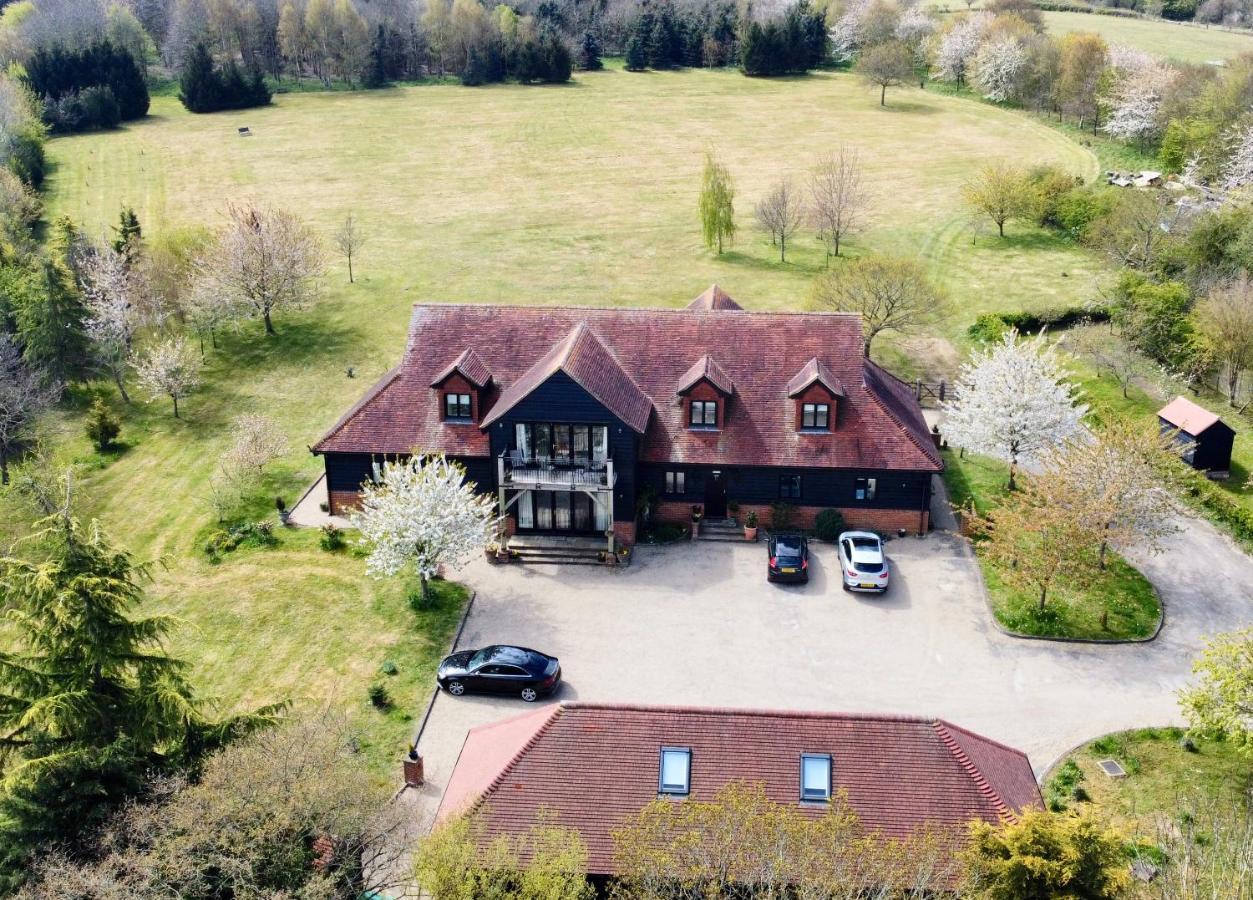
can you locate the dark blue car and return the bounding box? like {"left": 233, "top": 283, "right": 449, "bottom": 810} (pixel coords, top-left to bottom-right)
{"left": 438, "top": 645, "right": 561, "bottom": 702}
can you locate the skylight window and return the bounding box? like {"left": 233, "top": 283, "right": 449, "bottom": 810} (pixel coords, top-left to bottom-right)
{"left": 659, "top": 747, "right": 691, "bottom": 796}
{"left": 800, "top": 753, "right": 831, "bottom": 802}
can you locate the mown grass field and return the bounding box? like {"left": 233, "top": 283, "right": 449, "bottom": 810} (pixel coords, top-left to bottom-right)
{"left": 1042, "top": 10, "right": 1253, "bottom": 63}
{"left": 29, "top": 64, "right": 1112, "bottom": 768}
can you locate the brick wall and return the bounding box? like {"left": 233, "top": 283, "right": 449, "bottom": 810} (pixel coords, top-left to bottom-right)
{"left": 612, "top": 520, "right": 636, "bottom": 546}
{"left": 328, "top": 490, "right": 362, "bottom": 516}
{"left": 657, "top": 500, "right": 927, "bottom": 536}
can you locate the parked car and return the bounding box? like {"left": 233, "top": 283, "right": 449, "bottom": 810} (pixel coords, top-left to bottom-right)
{"left": 838, "top": 531, "right": 890, "bottom": 593}
{"left": 767, "top": 532, "right": 809, "bottom": 584}
{"left": 437, "top": 645, "right": 562, "bottom": 702}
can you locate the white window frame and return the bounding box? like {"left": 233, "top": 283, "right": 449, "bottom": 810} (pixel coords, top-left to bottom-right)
{"left": 800, "top": 753, "right": 832, "bottom": 802}
{"left": 659, "top": 747, "right": 691, "bottom": 796}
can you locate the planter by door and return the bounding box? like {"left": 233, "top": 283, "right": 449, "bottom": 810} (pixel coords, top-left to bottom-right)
{"left": 704, "top": 470, "right": 727, "bottom": 518}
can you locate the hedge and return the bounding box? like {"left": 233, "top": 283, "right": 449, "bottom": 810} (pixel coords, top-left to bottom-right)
{"left": 967, "top": 304, "right": 1112, "bottom": 342}
{"left": 1185, "top": 473, "right": 1253, "bottom": 545}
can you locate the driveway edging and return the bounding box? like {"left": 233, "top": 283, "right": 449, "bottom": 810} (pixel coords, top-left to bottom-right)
{"left": 412, "top": 589, "right": 477, "bottom": 754}
{"left": 955, "top": 534, "right": 1167, "bottom": 646}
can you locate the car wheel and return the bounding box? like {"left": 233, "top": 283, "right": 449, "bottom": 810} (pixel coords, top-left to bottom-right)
{"left": 446, "top": 681, "right": 466, "bottom": 696}
{"left": 842, "top": 581, "right": 851, "bottom": 592}
{"left": 520, "top": 687, "right": 539, "bottom": 702}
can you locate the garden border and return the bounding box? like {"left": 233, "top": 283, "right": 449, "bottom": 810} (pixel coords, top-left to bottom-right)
{"left": 411, "top": 588, "right": 477, "bottom": 754}
{"left": 958, "top": 537, "right": 1166, "bottom": 645}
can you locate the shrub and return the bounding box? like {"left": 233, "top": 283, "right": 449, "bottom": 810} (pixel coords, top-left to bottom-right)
{"left": 813, "top": 508, "right": 845, "bottom": 541}
{"left": 966, "top": 304, "right": 1112, "bottom": 342}
{"left": 203, "top": 521, "right": 278, "bottom": 560}
{"left": 319, "top": 523, "right": 346, "bottom": 551}
{"left": 380, "top": 660, "right": 399, "bottom": 676}
{"left": 770, "top": 502, "right": 796, "bottom": 531}
{"left": 25, "top": 41, "right": 149, "bottom": 132}
{"left": 85, "top": 398, "right": 121, "bottom": 451}
{"left": 368, "top": 683, "right": 392, "bottom": 709}
{"left": 179, "top": 43, "right": 271, "bottom": 114}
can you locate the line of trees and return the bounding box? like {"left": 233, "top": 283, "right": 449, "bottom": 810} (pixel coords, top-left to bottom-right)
{"left": 23, "top": 40, "right": 149, "bottom": 133}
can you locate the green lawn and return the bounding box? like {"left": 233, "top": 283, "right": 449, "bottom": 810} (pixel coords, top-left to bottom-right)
{"left": 1045, "top": 727, "right": 1249, "bottom": 836}
{"left": 22, "top": 64, "right": 1115, "bottom": 767}
{"left": 1042, "top": 10, "right": 1253, "bottom": 63}
{"left": 941, "top": 448, "right": 1162, "bottom": 640}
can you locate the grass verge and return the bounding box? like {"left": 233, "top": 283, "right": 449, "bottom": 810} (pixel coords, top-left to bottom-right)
{"left": 942, "top": 447, "right": 1162, "bottom": 640}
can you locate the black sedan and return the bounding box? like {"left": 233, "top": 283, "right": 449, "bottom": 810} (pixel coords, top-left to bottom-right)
{"left": 437, "top": 645, "right": 561, "bottom": 702}
{"left": 767, "top": 533, "right": 809, "bottom": 584}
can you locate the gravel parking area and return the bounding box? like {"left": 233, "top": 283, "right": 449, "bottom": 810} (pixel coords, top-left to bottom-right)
{"left": 403, "top": 526, "right": 1252, "bottom": 832}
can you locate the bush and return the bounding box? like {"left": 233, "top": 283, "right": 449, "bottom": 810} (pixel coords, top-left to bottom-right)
{"left": 368, "top": 683, "right": 392, "bottom": 709}
{"left": 813, "top": 508, "right": 844, "bottom": 541}
{"left": 25, "top": 41, "right": 149, "bottom": 132}
{"left": 85, "top": 397, "right": 121, "bottom": 451}
{"left": 967, "top": 304, "right": 1112, "bottom": 342}
{"left": 770, "top": 502, "right": 796, "bottom": 531}
{"left": 1185, "top": 472, "right": 1253, "bottom": 544}
{"left": 319, "top": 523, "right": 346, "bottom": 551}
{"left": 203, "top": 521, "right": 278, "bottom": 560}
{"left": 380, "top": 660, "right": 399, "bottom": 676}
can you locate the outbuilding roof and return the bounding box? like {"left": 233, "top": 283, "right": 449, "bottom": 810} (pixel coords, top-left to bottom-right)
{"left": 1158, "top": 396, "right": 1223, "bottom": 436}
{"left": 436, "top": 703, "right": 1043, "bottom": 877}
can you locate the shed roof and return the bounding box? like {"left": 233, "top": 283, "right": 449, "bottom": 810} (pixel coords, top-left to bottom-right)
{"left": 1158, "top": 396, "right": 1223, "bottom": 436}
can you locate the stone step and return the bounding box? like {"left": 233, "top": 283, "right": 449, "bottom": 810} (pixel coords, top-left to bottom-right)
{"left": 699, "top": 534, "right": 755, "bottom": 543}
{"left": 509, "top": 544, "right": 604, "bottom": 556}
{"left": 513, "top": 554, "right": 605, "bottom": 566}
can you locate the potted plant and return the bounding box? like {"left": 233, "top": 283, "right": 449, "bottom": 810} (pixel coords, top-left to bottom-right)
{"left": 485, "top": 541, "right": 501, "bottom": 562}
{"left": 744, "top": 510, "right": 758, "bottom": 541}
{"left": 690, "top": 505, "right": 703, "bottom": 538}
{"left": 727, "top": 500, "right": 740, "bottom": 523}
{"left": 276, "top": 496, "right": 290, "bottom": 525}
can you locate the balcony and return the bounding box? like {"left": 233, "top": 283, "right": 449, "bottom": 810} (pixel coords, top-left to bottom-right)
{"left": 498, "top": 450, "right": 615, "bottom": 492}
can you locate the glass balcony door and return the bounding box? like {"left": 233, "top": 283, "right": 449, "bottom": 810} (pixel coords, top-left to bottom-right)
{"left": 514, "top": 423, "right": 608, "bottom": 467}
{"left": 515, "top": 490, "right": 598, "bottom": 534}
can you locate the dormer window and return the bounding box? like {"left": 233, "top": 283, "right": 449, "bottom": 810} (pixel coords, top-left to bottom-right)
{"left": 444, "top": 392, "right": 472, "bottom": 420}
{"left": 659, "top": 747, "right": 691, "bottom": 796}
{"left": 800, "top": 753, "right": 831, "bottom": 802}
{"left": 802, "top": 403, "right": 830, "bottom": 430}
{"left": 690, "top": 400, "right": 718, "bottom": 428}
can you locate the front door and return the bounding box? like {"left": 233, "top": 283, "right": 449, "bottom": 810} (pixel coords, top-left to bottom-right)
{"left": 704, "top": 470, "right": 727, "bottom": 518}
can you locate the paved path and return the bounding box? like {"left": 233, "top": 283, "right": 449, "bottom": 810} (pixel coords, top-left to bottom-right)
{"left": 408, "top": 526, "right": 1252, "bottom": 832}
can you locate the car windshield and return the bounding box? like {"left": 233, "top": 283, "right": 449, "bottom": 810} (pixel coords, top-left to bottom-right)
{"left": 775, "top": 538, "right": 802, "bottom": 558}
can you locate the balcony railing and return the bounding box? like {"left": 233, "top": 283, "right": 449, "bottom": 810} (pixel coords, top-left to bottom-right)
{"left": 498, "top": 450, "right": 615, "bottom": 491}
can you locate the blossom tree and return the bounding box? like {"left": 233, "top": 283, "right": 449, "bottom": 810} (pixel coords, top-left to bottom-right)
{"left": 943, "top": 330, "right": 1087, "bottom": 489}
{"left": 1103, "top": 60, "right": 1177, "bottom": 144}
{"left": 350, "top": 455, "right": 499, "bottom": 604}
{"left": 1221, "top": 123, "right": 1253, "bottom": 191}
{"left": 82, "top": 247, "right": 144, "bottom": 403}
{"left": 972, "top": 37, "right": 1026, "bottom": 103}
{"left": 225, "top": 413, "right": 290, "bottom": 473}
{"left": 932, "top": 12, "right": 990, "bottom": 85}
{"left": 133, "top": 336, "right": 202, "bottom": 418}
{"left": 0, "top": 333, "right": 57, "bottom": 485}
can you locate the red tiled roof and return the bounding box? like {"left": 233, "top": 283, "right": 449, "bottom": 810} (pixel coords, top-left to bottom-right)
{"left": 686, "top": 284, "right": 744, "bottom": 311}
{"left": 1158, "top": 396, "right": 1222, "bottom": 436}
{"left": 313, "top": 302, "right": 941, "bottom": 473}
{"left": 480, "top": 322, "right": 653, "bottom": 434}
{"left": 431, "top": 347, "right": 492, "bottom": 388}
{"left": 435, "top": 703, "right": 1042, "bottom": 877}
{"left": 675, "top": 354, "right": 735, "bottom": 396}
{"left": 787, "top": 356, "right": 845, "bottom": 398}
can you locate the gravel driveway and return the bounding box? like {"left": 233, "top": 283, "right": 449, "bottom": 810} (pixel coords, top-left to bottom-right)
{"left": 404, "top": 518, "right": 1252, "bottom": 831}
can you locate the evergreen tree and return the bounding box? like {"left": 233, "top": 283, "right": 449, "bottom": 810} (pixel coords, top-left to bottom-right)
{"left": 178, "top": 43, "right": 222, "bottom": 113}
{"left": 24, "top": 42, "right": 148, "bottom": 132}
{"left": 15, "top": 242, "right": 89, "bottom": 387}
{"left": 0, "top": 497, "right": 281, "bottom": 889}
{"left": 648, "top": 12, "right": 677, "bottom": 69}
{"left": 111, "top": 207, "right": 141, "bottom": 257}
{"left": 578, "top": 30, "right": 603, "bottom": 71}
{"left": 624, "top": 32, "right": 648, "bottom": 71}
{"left": 365, "top": 24, "right": 390, "bottom": 88}
{"left": 542, "top": 35, "right": 572, "bottom": 83}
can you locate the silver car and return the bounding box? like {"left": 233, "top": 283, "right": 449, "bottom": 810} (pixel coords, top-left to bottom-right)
{"left": 837, "top": 531, "right": 890, "bottom": 593}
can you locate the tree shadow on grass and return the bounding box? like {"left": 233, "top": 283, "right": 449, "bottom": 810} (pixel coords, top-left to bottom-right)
{"left": 877, "top": 99, "right": 941, "bottom": 115}
{"left": 970, "top": 230, "right": 1080, "bottom": 254}
{"left": 717, "top": 249, "right": 824, "bottom": 276}
{"left": 210, "top": 314, "right": 362, "bottom": 375}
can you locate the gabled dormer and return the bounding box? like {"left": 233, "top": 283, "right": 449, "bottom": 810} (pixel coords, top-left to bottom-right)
{"left": 786, "top": 357, "right": 844, "bottom": 432}
{"left": 430, "top": 348, "right": 492, "bottom": 424}
{"left": 676, "top": 354, "right": 733, "bottom": 430}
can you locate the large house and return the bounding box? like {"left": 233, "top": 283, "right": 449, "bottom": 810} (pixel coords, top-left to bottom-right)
{"left": 436, "top": 702, "right": 1043, "bottom": 880}
{"left": 313, "top": 287, "right": 942, "bottom": 547}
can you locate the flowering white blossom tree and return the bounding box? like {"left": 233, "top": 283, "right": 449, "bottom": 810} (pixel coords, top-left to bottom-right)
{"left": 133, "top": 336, "right": 203, "bottom": 418}
{"left": 82, "top": 247, "right": 144, "bottom": 402}
{"left": 895, "top": 6, "right": 936, "bottom": 49}
{"left": 830, "top": 0, "right": 872, "bottom": 62}
{"left": 943, "top": 330, "right": 1087, "bottom": 489}
{"left": 350, "top": 455, "right": 500, "bottom": 603}
{"left": 225, "top": 413, "right": 290, "bottom": 473}
{"left": 1221, "top": 123, "right": 1253, "bottom": 191}
{"left": 1103, "top": 60, "right": 1177, "bottom": 144}
{"left": 932, "top": 12, "right": 989, "bottom": 85}
{"left": 972, "top": 37, "right": 1026, "bottom": 103}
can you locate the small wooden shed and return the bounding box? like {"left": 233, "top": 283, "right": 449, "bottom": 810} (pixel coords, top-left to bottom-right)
{"left": 1157, "top": 396, "right": 1236, "bottom": 477}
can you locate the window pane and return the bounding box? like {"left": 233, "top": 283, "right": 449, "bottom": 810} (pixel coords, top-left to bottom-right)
{"left": 816, "top": 405, "right": 829, "bottom": 428}
{"left": 855, "top": 478, "right": 867, "bottom": 500}
{"left": 554, "top": 492, "right": 572, "bottom": 530}
{"left": 592, "top": 426, "right": 609, "bottom": 462}
{"left": 516, "top": 424, "right": 530, "bottom": 457}
{"left": 866, "top": 478, "right": 876, "bottom": 500}
{"left": 802, "top": 755, "right": 830, "bottom": 800}
{"left": 444, "top": 394, "right": 456, "bottom": 417}
{"left": 803, "top": 405, "right": 815, "bottom": 428}
{"left": 660, "top": 749, "right": 690, "bottom": 793}
{"left": 553, "top": 426, "right": 572, "bottom": 462}
{"left": 573, "top": 425, "right": 590, "bottom": 461}
{"left": 535, "top": 491, "right": 553, "bottom": 529}
{"left": 517, "top": 491, "right": 534, "bottom": 529}
{"left": 690, "top": 402, "right": 701, "bottom": 425}
{"left": 593, "top": 494, "right": 610, "bottom": 531}
{"left": 665, "top": 472, "right": 675, "bottom": 493}
{"left": 706, "top": 402, "right": 717, "bottom": 425}
{"left": 458, "top": 395, "right": 471, "bottom": 418}
{"left": 677, "top": 472, "right": 685, "bottom": 493}
{"left": 535, "top": 425, "right": 551, "bottom": 460}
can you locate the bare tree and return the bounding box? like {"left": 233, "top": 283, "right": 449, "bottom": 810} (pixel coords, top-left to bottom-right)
{"left": 1196, "top": 274, "right": 1253, "bottom": 406}
{"left": 225, "top": 413, "right": 290, "bottom": 473}
{"left": 193, "top": 202, "right": 325, "bottom": 336}
{"left": 0, "top": 334, "right": 58, "bottom": 485}
{"left": 811, "top": 256, "right": 944, "bottom": 356}
{"left": 754, "top": 178, "right": 805, "bottom": 262}
{"left": 133, "top": 337, "right": 202, "bottom": 419}
{"left": 334, "top": 212, "right": 368, "bottom": 284}
{"left": 809, "top": 147, "right": 868, "bottom": 263}
{"left": 1065, "top": 326, "right": 1152, "bottom": 400}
